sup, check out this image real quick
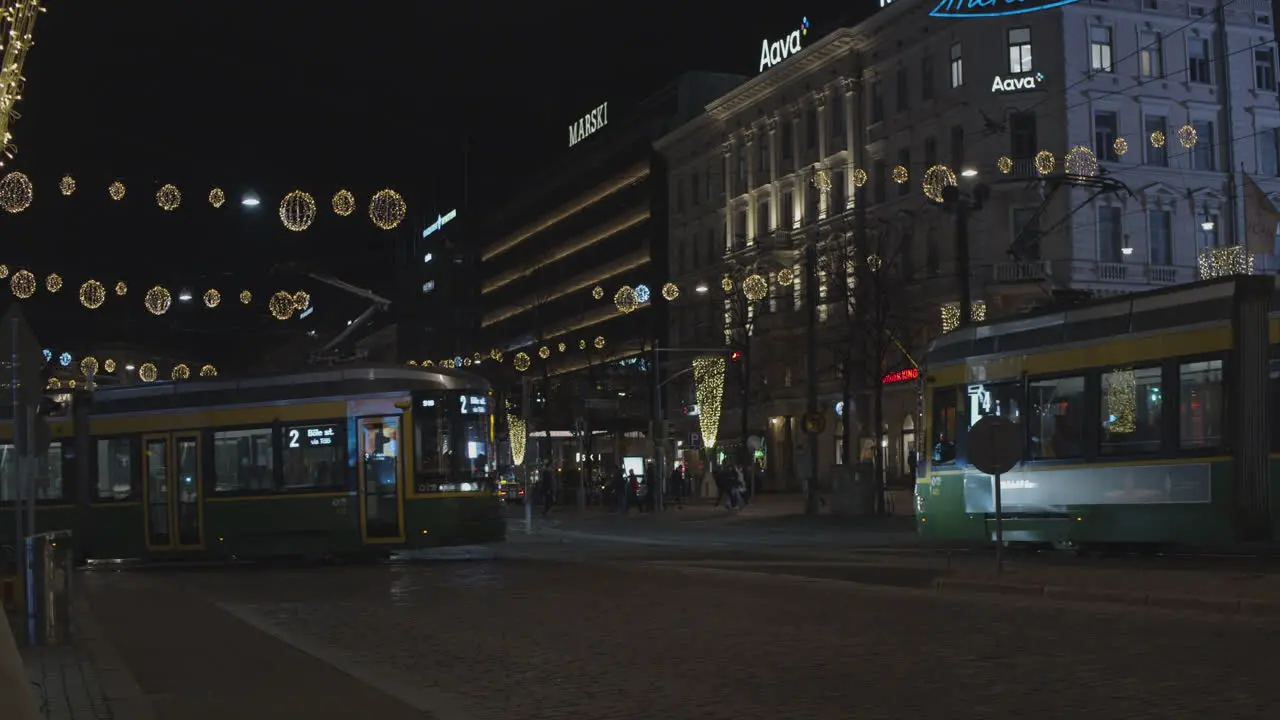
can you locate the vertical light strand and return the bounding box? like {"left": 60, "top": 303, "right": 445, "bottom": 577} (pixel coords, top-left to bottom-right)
{"left": 693, "top": 356, "right": 726, "bottom": 449}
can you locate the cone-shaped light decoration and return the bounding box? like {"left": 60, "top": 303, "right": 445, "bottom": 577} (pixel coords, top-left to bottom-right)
{"left": 693, "top": 356, "right": 726, "bottom": 449}
{"left": 508, "top": 415, "right": 527, "bottom": 466}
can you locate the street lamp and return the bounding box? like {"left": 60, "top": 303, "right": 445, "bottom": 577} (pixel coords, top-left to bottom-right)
{"left": 960, "top": 168, "right": 979, "bottom": 178}
{"left": 695, "top": 282, "right": 708, "bottom": 293}
{"left": 241, "top": 191, "right": 261, "bottom": 207}
{"left": 177, "top": 290, "right": 193, "bottom": 302}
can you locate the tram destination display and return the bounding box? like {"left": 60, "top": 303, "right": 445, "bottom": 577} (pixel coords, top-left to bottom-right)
{"left": 287, "top": 423, "right": 338, "bottom": 448}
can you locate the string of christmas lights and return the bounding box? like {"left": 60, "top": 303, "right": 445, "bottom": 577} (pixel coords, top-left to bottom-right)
{"left": 41, "top": 350, "right": 217, "bottom": 388}
{"left": 0, "top": 0, "right": 45, "bottom": 168}
{"left": 0, "top": 170, "right": 408, "bottom": 230}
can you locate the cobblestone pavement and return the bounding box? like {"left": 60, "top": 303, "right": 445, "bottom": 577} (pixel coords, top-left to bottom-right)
{"left": 95, "top": 555, "right": 1280, "bottom": 720}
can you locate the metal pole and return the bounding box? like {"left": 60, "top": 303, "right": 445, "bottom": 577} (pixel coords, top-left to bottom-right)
{"left": 993, "top": 471, "right": 1004, "bottom": 576}
{"left": 955, "top": 202, "right": 974, "bottom": 329}
{"left": 804, "top": 241, "right": 821, "bottom": 515}
{"left": 9, "top": 316, "right": 23, "bottom": 601}
{"left": 521, "top": 376, "right": 532, "bottom": 535}
{"left": 652, "top": 340, "right": 664, "bottom": 513}
{"left": 26, "top": 406, "right": 35, "bottom": 542}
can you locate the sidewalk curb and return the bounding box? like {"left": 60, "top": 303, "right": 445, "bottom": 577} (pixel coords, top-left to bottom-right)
{"left": 932, "top": 577, "right": 1280, "bottom": 617}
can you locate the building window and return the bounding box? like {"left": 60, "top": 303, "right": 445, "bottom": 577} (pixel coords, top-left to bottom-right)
{"left": 830, "top": 93, "right": 844, "bottom": 137}
{"left": 757, "top": 135, "right": 769, "bottom": 173}
{"left": 805, "top": 106, "right": 818, "bottom": 150}
{"left": 756, "top": 197, "right": 770, "bottom": 238}
{"left": 1197, "top": 211, "right": 1221, "bottom": 248}
{"left": 1089, "top": 26, "right": 1114, "bottom": 73}
{"left": 873, "top": 159, "right": 887, "bottom": 205}
{"left": 924, "top": 136, "right": 938, "bottom": 168}
{"left": 283, "top": 423, "right": 345, "bottom": 489}
{"left": 1148, "top": 208, "right": 1173, "bottom": 265}
{"left": 1256, "top": 48, "right": 1277, "bottom": 91}
{"left": 1094, "top": 111, "right": 1119, "bottom": 162}
{"left": 871, "top": 81, "right": 884, "bottom": 123}
{"left": 675, "top": 177, "right": 684, "bottom": 212}
{"left": 780, "top": 120, "right": 793, "bottom": 162}
{"left": 1100, "top": 367, "right": 1163, "bottom": 456}
{"left": 736, "top": 149, "right": 747, "bottom": 191}
{"left": 1008, "top": 27, "right": 1032, "bottom": 73}
{"left": 1139, "top": 31, "right": 1163, "bottom": 78}
{"left": 1028, "top": 376, "right": 1086, "bottom": 460}
{"left": 1191, "top": 120, "right": 1215, "bottom": 171}
{"left": 1180, "top": 360, "right": 1224, "bottom": 449}
{"left": 780, "top": 189, "right": 794, "bottom": 229}
{"left": 1188, "top": 37, "right": 1212, "bottom": 84}
{"left": 1010, "top": 112, "right": 1037, "bottom": 159}
{"left": 950, "top": 125, "right": 965, "bottom": 169}
{"left": 922, "top": 56, "right": 935, "bottom": 101}
{"left": 1260, "top": 129, "right": 1279, "bottom": 176}
{"left": 896, "top": 67, "right": 909, "bottom": 112}
{"left": 1012, "top": 207, "right": 1041, "bottom": 260}
{"left": 1143, "top": 115, "right": 1168, "bottom": 166}
{"left": 831, "top": 170, "right": 847, "bottom": 214}
{"left": 898, "top": 148, "right": 911, "bottom": 197}
{"left": 96, "top": 437, "right": 137, "bottom": 501}
{"left": 213, "top": 428, "right": 275, "bottom": 493}
{"left": 949, "top": 42, "right": 963, "bottom": 88}
{"left": 1098, "top": 205, "right": 1124, "bottom": 263}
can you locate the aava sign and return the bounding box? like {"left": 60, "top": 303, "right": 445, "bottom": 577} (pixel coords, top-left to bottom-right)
{"left": 930, "top": 0, "right": 1080, "bottom": 18}
{"left": 991, "top": 71, "right": 1044, "bottom": 92}
{"left": 759, "top": 16, "right": 810, "bottom": 73}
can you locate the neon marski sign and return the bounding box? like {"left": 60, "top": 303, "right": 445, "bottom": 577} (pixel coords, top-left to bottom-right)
{"left": 930, "top": 0, "right": 1081, "bottom": 17}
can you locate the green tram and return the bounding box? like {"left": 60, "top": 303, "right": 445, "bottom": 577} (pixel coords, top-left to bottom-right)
{"left": 916, "top": 275, "right": 1280, "bottom": 551}
{"left": 0, "top": 366, "right": 506, "bottom": 562}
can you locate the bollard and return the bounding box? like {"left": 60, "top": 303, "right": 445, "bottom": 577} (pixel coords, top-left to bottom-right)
{"left": 24, "top": 530, "right": 73, "bottom": 645}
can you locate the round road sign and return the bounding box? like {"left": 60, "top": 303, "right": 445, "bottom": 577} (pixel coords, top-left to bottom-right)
{"left": 968, "top": 414, "right": 1021, "bottom": 475}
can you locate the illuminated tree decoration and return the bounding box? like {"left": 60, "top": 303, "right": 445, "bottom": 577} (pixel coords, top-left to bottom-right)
{"left": 997, "top": 156, "right": 1013, "bottom": 174}
{"left": 103, "top": 359, "right": 116, "bottom": 373}
{"left": 199, "top": 364, "right": 217, "bottom": 377}
{"left": 0, "top": 265, "right": 8, "bottom": 279}
{"left": 79, "top": 279, "right": 106, "bottom": 309}
{"left": 489, "top": 348, "right": 502, "bottom": 361}
{"left": 742, "top": 274, "right": 768, "bottom": 302}
{"left": 1198, "top": 245, "right": 1254, "bottom": 280}
{"left": 578, "top": 340, "right": 586, "bottom": 350}
{"left": 777, "top": 268, "right": 795, "bottom": 286}
{"left": 592, "top": 285, "right": 604, "bottom": 300}
{"left": 971, "top": 300, "right": 987, "bottom": 323}
{"left": 0, "top": 171, "right": 33, "bottom": 213}
{"left": 268, "top": 291, "right": 296, "bottom": 320}
{"left": 922, "top": 164, "right": 958, "bottom": 203}
{"left": 614, "top": 285, "right": 637, "bottom": 313}
{"left": 940, "top": 303, "right": 961, "bottom": 333}
{"left": 538, "top": 346, "right": 551, "bottom": 359}
{"left": 851, "top": 168, "right": 868, "bottom": 188}
{"left": 80, "top": 356, "right": 98, "bottom": 377}
{"left": 513, "top": 352, "right": 532, "bottom": 372}
{"left": 661, "top": 282, "right": 679, "bottom": 301}
{"left": 1103, "top": 369, "right": 1137, "bottom": 435}
{"left": 1177, "top": 124, "right": 1198, "bottom": 149}
{"left": 593, "top": 336, "right": 605, "bottom": 349}
{"left": 1034, "top": 150, "right": 1056, "bottom": 175}
{"left": 332, "top": 189, "right": 355, "bottom": 216}
{"left": 10, "top": 269, "right": 35, "bottom": 299}
{"left": 239, "top": 289, "right": 252, "bottom": 304}
{"left": 209, "top": 187, "right": 226, "bottom": 208}
{"left": 144, "top": 286, "right": 172, "bottom": 316}
{"left": 291, "top": 290, "right": 310, "bottom": 311}
{"left": 508, "top": 415, "right": 527, "bottom": 466}
{"left": 721, "top": 275, "right": 734, "bottom": 293}
{"left": 1150, "top": 130, "right": 1166, "bottom": 148}
{"left": 891, "top": 165, "right": 909, "bottom": 184}
{"left": 45, "top": 273, "right": 62, "bottom": 292}
{"left": 634, "top": 284, "right": 651, "bottom": 304}
{"left": 59, "top": 175, "right": 75, "bottom": 196}
{"left": 114, "top": 281, "right": 127, "bottom": 296}
{"left": 557, "top": 342, "right": 566, "bottom": 353}
{"left": 108, "top": 181, "right": 126, "bottom": 201}
{"left": 138, "top": 363, "right": 158, "bottom": 383}
{"left": 156, "top": 183, "right": 182, "bottom": 211}
{"left": 692, "top": 356, "right": 726, "bottom": 449}
{"left": 369, "top": 188, "right": 407, "bottom": 230}
{"left": 203, "top": 289, "right": 221, "bottom": 308}
{"left": 279, "top": 190, "right": 317, "bottom": 231}
{"left": 171, "top": 363, "right": 191, "bottom": 381}
{"left": 1064, "top": 145, "right": 1099, "bottom": 177}
{"left": 1113, "top": 137, "right": 1129, "bottom": 157}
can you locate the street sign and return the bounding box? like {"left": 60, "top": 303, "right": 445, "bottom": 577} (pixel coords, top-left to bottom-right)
{"left": 802, "top": 411, "right": 826, "bottom": 435}
{"left": 968, "top": 415, "right": 1021, "bottom": 476}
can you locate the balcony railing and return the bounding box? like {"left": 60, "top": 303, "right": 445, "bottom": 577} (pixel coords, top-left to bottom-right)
{"left": 990, "top": 260, "right": 1053, "bottom": 283}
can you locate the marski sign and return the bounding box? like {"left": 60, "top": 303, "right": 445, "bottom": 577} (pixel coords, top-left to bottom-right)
{"left": 759, "top": 16, "right": 810, "bottom": 73}
{"left": 991, "top": 71, "right": 1045, "bottom": 92}
{"left": 930, "top": 0, "right": 1081, "bottom": 18}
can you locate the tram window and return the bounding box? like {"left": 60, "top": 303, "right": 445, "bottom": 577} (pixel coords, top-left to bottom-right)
{"left": 282, "top": 423, "right": 344, "bottom": 489}
{"left": 1100, "top": 367, "right": 1162, "bottom": 456}
{"left": 1179, "top": 360, "right": 1224, "bottom": 449}
{"left": 213, "top": 428, "right": 275, "bottom": 493}
{"left": 415, "top": 397, "right": 449, "bottom": 475}
{"left": 930, "top": 387, "right": 958, "bottom": 465}
{"left": 1028, "top": 376, "right": 1086, "bottom": 459}
{"left": 0, "top": 443, "right": 64, "bottom": 501}
{"left": 96, "top": 437, "right": 137, "bottom": 501}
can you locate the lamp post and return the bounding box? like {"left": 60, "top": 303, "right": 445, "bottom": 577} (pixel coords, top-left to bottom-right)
{"left": 649, "top": 346, "right": 737, "bottom": 513}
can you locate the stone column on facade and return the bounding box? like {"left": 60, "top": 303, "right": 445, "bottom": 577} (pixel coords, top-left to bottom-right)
{"left": 743, "top": 128, "right": 756, "bottom": 247}
{"left": 841, "top": 78, "right": 857, "bottom": 213}
{"left": 722, "top": 141, "right": 734, "bottom": 255}
{"left": 789, "top": 106, "right": 805, "bottom": 226}
{"left": 766, "top": 117, "right": 779, "bottom": 234}
{"left": 815, "top": 92, "right": 829, "bottom": 220}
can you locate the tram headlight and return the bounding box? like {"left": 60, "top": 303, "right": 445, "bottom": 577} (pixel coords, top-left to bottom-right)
{"left": 460, "top": 482, "right": 477, "bottom": 492}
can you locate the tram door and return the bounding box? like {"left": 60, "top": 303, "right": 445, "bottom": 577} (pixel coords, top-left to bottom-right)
{"left": 141, "top": 433, "right": 204, "bottom": 552}
{"left": 358, "top": 416, "right": 405, "bottom": 543}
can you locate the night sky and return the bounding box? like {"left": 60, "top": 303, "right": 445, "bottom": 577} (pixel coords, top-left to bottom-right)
{"left": 1, "top": 0, "right": 868, "bottom": 368}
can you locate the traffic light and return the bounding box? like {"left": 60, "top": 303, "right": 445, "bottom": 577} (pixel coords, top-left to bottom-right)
{"left": 730, "top": 351, "right": 742, "bottom": 362}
